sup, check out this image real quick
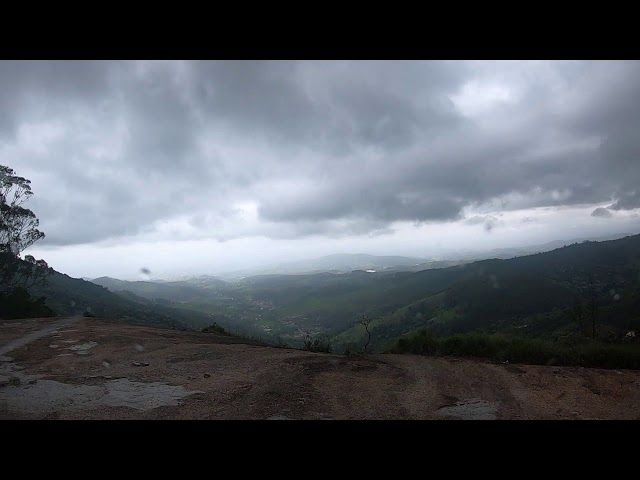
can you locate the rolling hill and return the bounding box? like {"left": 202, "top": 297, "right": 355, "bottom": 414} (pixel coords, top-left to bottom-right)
{"left": 26, "top": 270, "right": 228, "bottom": 332}
{"left": 331, "top": 235, "right": 640, "bottom": 350}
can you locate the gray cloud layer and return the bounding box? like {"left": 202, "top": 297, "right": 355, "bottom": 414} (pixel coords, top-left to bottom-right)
{"left": 591, "top": 207, "right": 613, "bottom": 218}
{"left": 2, "top": 60, "right": 639, "bottom": 246}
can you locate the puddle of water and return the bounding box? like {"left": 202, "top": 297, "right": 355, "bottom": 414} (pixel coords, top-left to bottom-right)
{"left": 100, "top": 379, "right": 200, "bottom": 410}
{"left": 1, "top": 360, "right": 202, "bottom": 415}
{"left": 68, "top": 342, "right": 98, "bottom": 352}
{"left": 6, "top": 379, "right": 105, "bottom": 411}
{"left": 435, "top": 398, "right": 498, "bottom": 420}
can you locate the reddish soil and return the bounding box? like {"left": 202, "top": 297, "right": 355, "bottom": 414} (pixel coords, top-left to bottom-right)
{"left": 1, "top": 317, "right": 639, "bottom": 420}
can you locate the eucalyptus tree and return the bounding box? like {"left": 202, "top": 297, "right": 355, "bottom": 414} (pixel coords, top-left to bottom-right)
{"left": 0, "top": 165, "right": 50, "bottom": 295}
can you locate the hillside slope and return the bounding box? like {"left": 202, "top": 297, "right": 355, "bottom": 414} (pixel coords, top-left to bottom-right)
{"left": 332, "top": 235, "right": 640, "bottom": 350}
{"left": 221, "top": 234, "right": 640, "bottom": 349}
{"left": 28, "top": 270, "right": 221, "bottom": 331}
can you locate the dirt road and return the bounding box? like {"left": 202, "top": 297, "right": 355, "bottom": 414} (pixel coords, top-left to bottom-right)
{"left": 1, "top": 317, "right": 639, "bottom": 419}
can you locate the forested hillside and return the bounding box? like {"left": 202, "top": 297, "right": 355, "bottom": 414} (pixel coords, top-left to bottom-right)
{"left": 17, "top": 234, "right": 640, "bottom": 352}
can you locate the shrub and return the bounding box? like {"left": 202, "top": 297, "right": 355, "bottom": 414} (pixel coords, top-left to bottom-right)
{"left": 403, "top": 329, "right": 439, "bottom": 355}
{"left": 0, "top": 288, "right": 56, "bottom": 319}
{"left": 201, "top": 322, "right": 231, "bottom": 336}
{"left": 343, "top": 342, "right": 360, "bottom": 356}
{"left": 303, "top": 334, "right": 332, "bottom": 353}
{"left": 440, "top": 333, "right": 506, "bottom": 358}
{"left": 391, "top": 330, "right": 640, "bottom": 370}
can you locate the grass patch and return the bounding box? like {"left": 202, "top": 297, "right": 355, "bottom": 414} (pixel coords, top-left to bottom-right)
{"left": 389, "top": 330, "right": 640, "bottom": 369}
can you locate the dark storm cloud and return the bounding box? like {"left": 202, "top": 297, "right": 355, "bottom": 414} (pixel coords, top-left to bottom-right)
{"left": 557, "top": 62, "right": 640, "bottom": 212}
{"left": 0, "top": 61, "right": 117, "bottom": 136}
{"left": 591, "top": 207, "right": 613, "bottom": 218}
{"left": 3, "top": 61, "right": 230, "bottom": 245}
{"left": 610, "top": 191, "right": 640, "bottom": 210}
{"left": 257, "top": 168, "right": 467, "bottom": 224}
{"left": 2, "top": 60, "right": 639, "bottom": 246}
{"left": 464, "top": 214, "right": 502, "bottom": 232}
{"left": 183, "top": 60, "right": 465, "bottom": 156}
{"left": 187, "top": 61, "right": 316, "bottom": 142}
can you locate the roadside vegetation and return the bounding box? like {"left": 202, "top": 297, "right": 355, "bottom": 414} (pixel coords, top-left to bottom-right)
{"left": 389, "top": 329, "right": 640, "bottom": 370}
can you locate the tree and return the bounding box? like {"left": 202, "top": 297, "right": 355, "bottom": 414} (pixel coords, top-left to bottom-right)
{"left": 570, "top": 303, "right": 585, "bottom": 336}
{"left": 587, "top": 273, "right": 599, "bottom": 339}
{"left": 0, "top": 165, "right": 50, "bottom": 297}
{"left": 359, "top": 314, "right": 373, "bottom": 353}
{"left": 1, "top": 165, "right": 45, "bottom": 253}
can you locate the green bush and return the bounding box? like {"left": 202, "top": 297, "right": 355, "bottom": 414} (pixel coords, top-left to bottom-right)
{"left": 440, "top": 333, "right": 506, "bottom": 358}
{"left": 201, "top": 322, "right": 231, "bottom": 336}
{"left": 342, "top": 342, "right": 358, "bottom": 355}
{"left": 399, "top": 329, "right": 439, "bottom": 355}
{"left": 390, "top": 330, "right": 640, "bottom": 370}
{"left": 303, "top": 334, "right": 332, "bottom": 353}
{"left": 0, "top": 288, "right": 56, "bottom": 319}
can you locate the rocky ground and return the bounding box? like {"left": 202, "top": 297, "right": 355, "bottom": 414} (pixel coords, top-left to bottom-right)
{"left": 1, "top": 317, "right": 639, "bottom": 420}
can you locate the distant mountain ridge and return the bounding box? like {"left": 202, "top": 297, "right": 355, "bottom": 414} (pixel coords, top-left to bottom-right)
{"left": 90, "top": 276, "right": 228, "bottom": 302}
{"left": 469, "top": 232, "right": 634, "bottom": 260}
{"left": 170, "top": 232, "right": 637, "bottom": 280}
{"left": 214, "top": 253, "right": 428, "bottom": 279}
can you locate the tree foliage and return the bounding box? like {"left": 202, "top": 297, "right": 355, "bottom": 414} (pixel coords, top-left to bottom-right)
{"left": 0, "top": 287, "right": 55, "bottom": 319}
{"left": 0, "top": 165, "right": 45, "bottom": 254}
{"left": 359, "top": 314, "right": 373, "bottom": 353}
{"left": 570, "top": 303, "right": 585, "bottom": 336}
{"left": 0, "top": 165, "right": 50, "bottom": 298}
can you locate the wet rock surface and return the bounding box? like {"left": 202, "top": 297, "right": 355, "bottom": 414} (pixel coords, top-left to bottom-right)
{"left": 435, "top": 399, "right": 498, "bottom": 420}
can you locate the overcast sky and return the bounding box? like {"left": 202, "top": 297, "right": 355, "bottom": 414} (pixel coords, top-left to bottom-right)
{"left": 4, "top": 60, "right": 640, "bottom": 279}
